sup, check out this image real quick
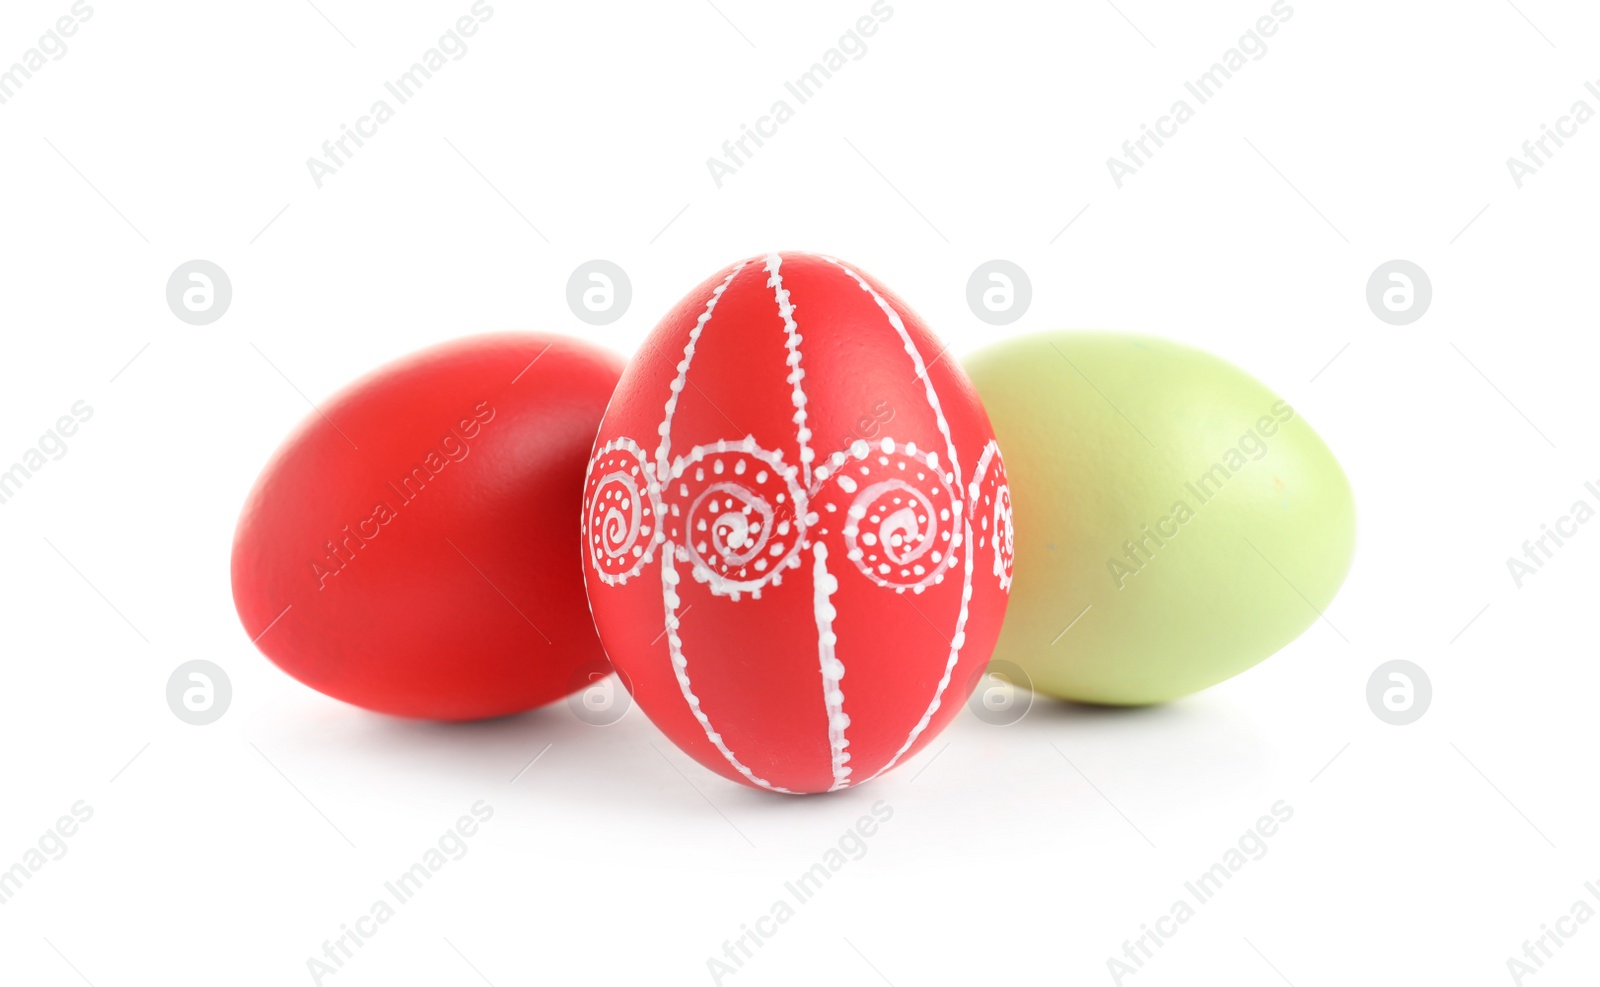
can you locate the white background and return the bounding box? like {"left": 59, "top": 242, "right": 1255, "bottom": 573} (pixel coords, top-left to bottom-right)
{"left": 1, "top": 0, "right": 1597, "bottom": 984}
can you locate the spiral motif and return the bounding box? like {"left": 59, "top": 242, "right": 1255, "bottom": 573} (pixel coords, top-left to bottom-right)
{"left": 599, "top": 473, "right": 641, "bottom": 554}
{"left": 665, "top": 438, "right": 807, "bottom": 599}
{"left": 697, "top": 484, "right": 774, "bottom": 566}
{"left": 967, "top": 439, "right": 1014, "bottom": 592}
{"left": 991, "top": 484, "right": 1015, "bottom": 590}
{"left": 583, "top": 438, "right": 662, "bottom": 586}
{"left": 812, "top": 438, "right": 962, "bottom": 594}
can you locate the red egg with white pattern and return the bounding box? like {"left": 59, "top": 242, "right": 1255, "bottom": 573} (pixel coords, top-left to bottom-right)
{"left": 581, "top": 253, "right": 1012, "bottom": 793}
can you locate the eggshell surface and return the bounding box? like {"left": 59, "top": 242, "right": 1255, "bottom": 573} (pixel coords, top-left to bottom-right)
{"left": 964, "top": 332, "right": 1356, "bottom": 705}
{"left": 583, "top": 253, "right": 1011, "bottom": 793}
{"left": 232, "top": 333, "right": 623, "bottom": 720}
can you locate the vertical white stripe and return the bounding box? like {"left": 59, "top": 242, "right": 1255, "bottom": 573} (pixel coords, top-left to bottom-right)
{"left": 819, "top": 255, "right": 963, "bottom": 490}
{"left": 821, "top": 255, "right": 974, "bottom": 783}
{"left": 654, "top": 259, "right": 791, "bottom": 792}
{"left": 656, "top": 261, "right": 746, "bottom": 480}
{"left": 764, "top": 253, "right": 814, "bottom": 487}
{"left": 770, "top": 252, "right": 840, "bottom": 791}
{"left": 812, "top": 542, "right": 850, "bottom": 790}
{"left": 863, "top": 517, "right": 977, "bottom": 783}
{"left": 661, "top": 543, "right": 792, "bottom": 793}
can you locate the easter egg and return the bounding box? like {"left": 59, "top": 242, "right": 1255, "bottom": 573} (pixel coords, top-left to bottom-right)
{"left": 582, "top": 253, "right": 1011, "bottom": 793}
{"left": 964, "top": 332, "right": 1355, "bottom": 705}
{"left": 231, "top": 333, "right": 624, "bottom": 720}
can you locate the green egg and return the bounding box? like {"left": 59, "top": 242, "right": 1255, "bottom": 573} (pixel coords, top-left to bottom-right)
{"left": 964, "top": 332, "right": 1355, "bottom": 705}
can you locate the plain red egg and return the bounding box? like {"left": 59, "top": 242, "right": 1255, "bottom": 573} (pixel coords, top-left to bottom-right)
{"left": 582, "top": 253, "right": 1013, "bottom": 792}
{"left": 232, "top": 333, "right": 623, "bottom": 720}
